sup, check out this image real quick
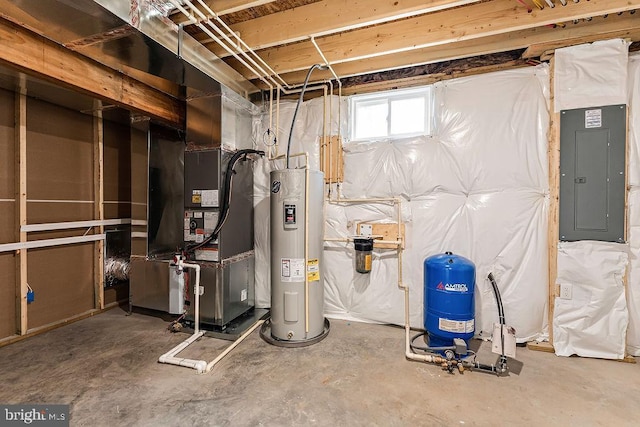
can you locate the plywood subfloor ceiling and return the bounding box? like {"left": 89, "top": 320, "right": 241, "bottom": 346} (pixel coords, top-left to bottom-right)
{"left": 171, "top": 0, "right": 640, "bottom": 94}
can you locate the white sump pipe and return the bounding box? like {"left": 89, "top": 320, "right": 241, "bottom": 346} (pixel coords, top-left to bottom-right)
{"left": 206, "top": 319, "right": 265, "bottom": 372}
{"left": 158, "top": 260, "right": 208, "bottom": 373}
{"left": 158, "top": 259, "right": 264, "bottom": 374}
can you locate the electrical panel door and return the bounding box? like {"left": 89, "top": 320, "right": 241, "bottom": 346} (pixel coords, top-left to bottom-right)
{"left": 559, "top": 105, "right": 626, "bottom": 242}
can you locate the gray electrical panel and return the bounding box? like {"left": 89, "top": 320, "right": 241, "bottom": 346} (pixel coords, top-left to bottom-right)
{"left": 559, "top": 104, "right": 626, "bottom": 242}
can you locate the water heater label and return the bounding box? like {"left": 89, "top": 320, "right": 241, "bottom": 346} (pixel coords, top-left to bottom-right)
{"left": 284, "top": 204, "right": 296, "bottom": 224}
{"left": 281, "top": 258, "right": 305, "bottom": 282}
{"left": 307, "top": 259, "right": 320, "bottom": 282}
{"left": 439, "top": 318, "right": 474, "bottom": 334}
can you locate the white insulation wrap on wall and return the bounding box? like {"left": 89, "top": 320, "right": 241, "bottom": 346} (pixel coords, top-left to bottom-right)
{"left": 254, "top": 96, "right": 347, "bottom": 308}
{"left": 626, "top": 54, "right": 640, "bottom": 356}
{"left": 554, "top": 39, "right": 629, "bottom": 112}
{"left": 551, "top": 39, "right": 632, "bottom": 359}
{"left": 255, "top": 65, "right": 550, "bottom": 342}
{"left": 554, "top": 242, "right": 629, "bottom": 359}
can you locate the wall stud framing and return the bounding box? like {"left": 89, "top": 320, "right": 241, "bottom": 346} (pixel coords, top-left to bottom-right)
{"left": 14, "top": 79, "right": 27, "bottom": 335}
{"left": 93, "top": 100, "right": 105, "bottom": 310}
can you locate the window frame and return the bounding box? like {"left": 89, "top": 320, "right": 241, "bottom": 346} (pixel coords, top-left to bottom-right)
{"left": 350, "top": 86, "right": 432, "bottom": 142}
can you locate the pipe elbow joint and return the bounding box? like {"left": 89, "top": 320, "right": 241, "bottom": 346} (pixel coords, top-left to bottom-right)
{"left": 195, "top": 360, "right": 207, "bottom": 374}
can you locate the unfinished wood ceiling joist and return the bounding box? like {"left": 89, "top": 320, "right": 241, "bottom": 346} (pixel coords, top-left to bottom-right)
{"left": 265, "top": 13, "right": 640, "bottom": 89}
{"left": 247, "top": 0, "right": 640, "bottom": 75}
{"left": 202, "top": 0, "right": 483, "bottom": 53}
{"left": 172, "top": 0, "right": 640, "bottom": 94}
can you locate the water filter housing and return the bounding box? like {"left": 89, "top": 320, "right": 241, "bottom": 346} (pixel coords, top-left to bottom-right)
{"left": 270, "top": 169, "right": 325, "bottom": 341}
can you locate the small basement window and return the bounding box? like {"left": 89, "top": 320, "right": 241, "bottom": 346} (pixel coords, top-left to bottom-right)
{"left": 350, "top": 86, "right": 432, "bottom": 141}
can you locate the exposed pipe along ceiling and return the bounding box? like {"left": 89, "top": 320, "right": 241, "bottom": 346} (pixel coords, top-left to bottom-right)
{"left": 2, "top": 0, "right": 639, "bottom": 378}
{"left": 141, "top": 0, "right": 513, "bottom": 374}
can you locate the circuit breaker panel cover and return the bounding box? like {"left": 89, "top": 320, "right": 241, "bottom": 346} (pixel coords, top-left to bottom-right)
{"left": 559, "top": 104, "right": 626, "bottom": 242}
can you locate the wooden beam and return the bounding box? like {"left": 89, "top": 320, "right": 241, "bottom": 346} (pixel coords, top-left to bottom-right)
{"left": 172, "top": 0, "right": 277, "bottom": 24}
{"left": 235, "top": 0, "right": 640, "bottom": 76}
{"left": 93, "top": 101, "right": 105, "bottom": 311}
{"left": 14, "top": 79, "right": 27, "bottom": 336}
{"left": 255, "top": 13, "right": 640, "bottom": 86}
{"left": 547, "top": 56, "right": 559, "bottom": 350}
{"left": 202, "top": 0, "right": 482, "bottom": 53}
{"left": 527, "top": 341, "right": 555, "bottom": 353}
{"left": 523, "top": 23, "right": 640, "bottom": 58}
{"left": 0, "top": 17, "right": 184, "bottom": 127}
{"left": 339, "top": 60, "right": 529, "bottom": 96}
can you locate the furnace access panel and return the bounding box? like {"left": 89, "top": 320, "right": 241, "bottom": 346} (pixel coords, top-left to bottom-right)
{"left": 183, "top": 149, "right": 254, "bottom": 260}
{"left": 559, "top": 104, "right": 626, "bottom": 242}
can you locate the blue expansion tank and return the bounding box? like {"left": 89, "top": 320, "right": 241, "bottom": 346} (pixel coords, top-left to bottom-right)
{"left": 424, "top": 252, "right": 475, "bottom": 348}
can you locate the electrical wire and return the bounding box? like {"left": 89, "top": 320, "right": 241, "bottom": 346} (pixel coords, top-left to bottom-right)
{"left": 286, "top": 63, "right": 328, "bottom": 169}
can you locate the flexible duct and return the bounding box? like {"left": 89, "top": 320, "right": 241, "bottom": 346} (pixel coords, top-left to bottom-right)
{"left": 105, "top": 257, "right": 130, "bottom": 284}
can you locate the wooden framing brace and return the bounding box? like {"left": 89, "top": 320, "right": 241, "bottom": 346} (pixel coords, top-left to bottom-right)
{"left": 93, "top": 101, "right": 105, "bottom": 311}
{"left": 546, "top": 56, "right": 560, "bottom": 350}
{"left": 0, "top": 17, "right": 184, "bottom": 128}
{"left": 14, "top": 79, "right": 27, "bottom": 335}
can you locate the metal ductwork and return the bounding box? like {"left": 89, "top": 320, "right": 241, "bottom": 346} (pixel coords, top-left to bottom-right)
{"left": 0, "top": 0, "right": 258, "bottom": 97}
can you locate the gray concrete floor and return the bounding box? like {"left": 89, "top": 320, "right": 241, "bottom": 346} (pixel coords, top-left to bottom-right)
{"left": 1, "top": 307, "right": 639, "bottom": 426}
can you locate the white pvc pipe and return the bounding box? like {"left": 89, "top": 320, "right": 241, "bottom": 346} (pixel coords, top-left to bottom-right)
{"left": 269, "top": 151, "right": 309, "bottom": 167}
{"left": 195, "top": 0, "right": 288, "bottom": 89}
{"left": 324, "top": 237, "right": 403, "bottom": 246}
{"left": 304, "top": 166, "right": 310, "bottom": 333}
{"left": 206, "top": 319, "right": 265, "bottom": 372}
{"left": 329, "top": 197, "right": 399, "bottom": 203}
{"left": 397, "top": 249, "right": 439, "bottom": 364}
{"left": 169, "top": 0, "right": 276, "bottom": 91}
{"left": 158, "top": 260, "right": 208, "bottom": 373}
{"left": 323, "top": 195, "right": 437, "bottom": 365}
{"left": 158, "top": 331, "right": 207, "bottom": 372}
